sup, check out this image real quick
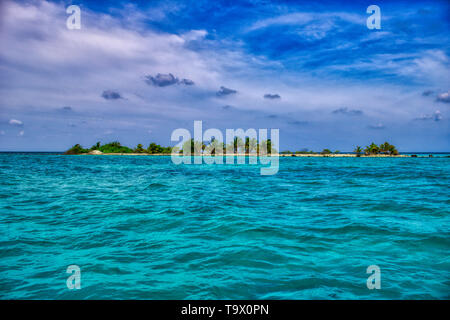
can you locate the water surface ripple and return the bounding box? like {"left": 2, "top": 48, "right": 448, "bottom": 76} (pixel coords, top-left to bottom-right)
{"left": 0, "top": 154, "right": 449, "bottom": 299}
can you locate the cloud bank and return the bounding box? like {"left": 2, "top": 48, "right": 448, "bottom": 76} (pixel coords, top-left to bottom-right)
{"left": 0, "top": 0, "right": 448, "bottom": 152}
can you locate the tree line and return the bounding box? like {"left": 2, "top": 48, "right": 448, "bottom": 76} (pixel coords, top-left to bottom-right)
{"left": 354, "top": 142, "right": 399, "bottom": 156}
{"left": 64, "top": 138, "right": 277, "bottom": 155}
{"left": 64, "top": 141, "right": 172, "bottom": 154}
{"left": 65, "top": 141, "right": 398, "bottom": 156}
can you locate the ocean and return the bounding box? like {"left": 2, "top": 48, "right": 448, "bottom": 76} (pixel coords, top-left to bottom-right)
{"left": 0, "top": 153, "right": 449, "bottom": 299}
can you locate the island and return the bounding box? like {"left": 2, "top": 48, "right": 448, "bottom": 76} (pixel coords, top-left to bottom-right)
{"left": 63, "top": 141, "right": 428, "bottom": 157}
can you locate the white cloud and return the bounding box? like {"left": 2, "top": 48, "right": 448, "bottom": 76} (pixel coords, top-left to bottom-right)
{"left": 246, "top": 12, "right": 364, "bottom": 32}
{"left": 9, "top": 119, "right": 23, "bottom": 126}
{"left": 436, "top": 91, "right": 450, "bottom": 103}
{"left": 181, "top": 29, "right": 208, "bottom": 42}
{"left": 0, "top": 1, "right": 233, "bottom": 116}
{"left": 323, "top": 50, "right": 449, "bottom": 87}
{"left": 0, "top": 0, "right": 448, "bottom": 152}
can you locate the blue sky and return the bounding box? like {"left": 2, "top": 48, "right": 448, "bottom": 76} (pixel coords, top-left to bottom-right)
{"left": 0, "top": 0, "right": 449, "bottom": 151}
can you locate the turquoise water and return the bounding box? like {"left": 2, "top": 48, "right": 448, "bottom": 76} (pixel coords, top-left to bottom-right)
{"left": 0, "top": 154, "right": 449, "bottom": 299}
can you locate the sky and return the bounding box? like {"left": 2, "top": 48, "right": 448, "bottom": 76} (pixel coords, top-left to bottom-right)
{"left": 0, "top": 0, "right": 449, "bottom": 152}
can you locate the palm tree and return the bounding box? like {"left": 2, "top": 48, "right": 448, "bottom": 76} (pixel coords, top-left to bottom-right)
{"left": 224, "top": 142, "right": 232, "bottom": 154}
{"left": 387, "top": 144, "right": 399, "bottom": 155}
{"left": 90, "top": 141, "right": 101, "bottom": 150}
{"left": 233, "top": 137, "right": 244, "bottom": 153}
{"left": 379, "top": 142, "right": 389, "bottom": 154}
{"left": 181, "top": 139, "right": 202, "bottom": 155}
{"left": 365, "top": 142, "right": 380, "bottom": 155}
{"left": 134, "top": 143, "right": 145, "bottom": 153}
{"left": 182, "top": 139, "right": 193, "bottom": 154}
{"left": 193, "top": 141, "right": 204, "bottom": 156}
{"left": 379, "top": 142, "right": 399, "bottom": 155}
{"left": 248, "top": 138, "right": 258, "bottom": 154}
{"left": 259, "top": 139, "right": 274, "bottom": 155}
{"left": 207, "top": 139, "right": 223, "bottom": 155}
{"left": 259, "top": 140, "right": 267, "bottom": 155}
{"left": 110, "top": 141, "right": 121, "bottom": 148}
{"left": 148, "top": 142, "right": 163, "bottom": 154}
{"left": 65, "top": 144, "right": 88, "bottom": 154}
{"left": 193, "top": 140, "right": 203, "bottom": 155}
{"left": 171, "top": 146, "right": 181, "bottom": 154}
{"left": 354, "top": 146, "right": 363, "bottom": 157}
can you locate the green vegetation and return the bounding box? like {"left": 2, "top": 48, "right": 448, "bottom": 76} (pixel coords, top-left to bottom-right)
{"left": 134, "top": 144, "right": 145, "bottom": 153}
{"left": 65, "top": 141, "right": 140, "bottom": 154}
{"left": 65, "top": 138, "right": 279, "bottom": 156}
{"left": 181, "top": 138, "right": 277, "bottom": 155}
{"left": 295, "top": 150, "right": 316, "bottom": 154}
{"left": 65, "top": 141, "right": 400, "bottom": 156}
{"left": 148, "top": 142, "right": 172, "bottom": 154}
{"left": 181, "top": 139, "right": 203, "bottom": 154}
{"left": 64, "top": 144, "right": 89, "bottom": 155}
{"left": 281, "top": 149, "right": 322, "bottom": 155}
{"left": 204, "top": 138, "right": 224, "bottom": 155}
{"left": 232, "top": 137, "right": 243, "bottom": 153}
{"left": 90, "top": 142, "right": 101, "bottom": 150}
{"left": 98, "top": 142, "right": 133, "bottom": 153}
{"left": 379, "top": 142, "right": 399, "bottom": 155}
{"left": 65, "top": 141, "right": 176, "bottom": 155}
{"left": 148, "top": 143, "right": 162, "bottom": 154}
{"left": 363, "top": 142, "right": 398, "bottom": 155}
{"left": 364, "top": 142, "right": 380, "bottom": 155}
{"left": 279, "top": 143, "right": 400, "bottom": 156}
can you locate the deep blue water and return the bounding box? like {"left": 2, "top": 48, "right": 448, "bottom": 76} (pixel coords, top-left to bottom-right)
{"left": 0, "top": 154, "right": 449, "bottom": 299}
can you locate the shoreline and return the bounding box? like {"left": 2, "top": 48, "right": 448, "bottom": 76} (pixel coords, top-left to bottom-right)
{"left": 76, "top": 153, "right": 439, "bottom": 158}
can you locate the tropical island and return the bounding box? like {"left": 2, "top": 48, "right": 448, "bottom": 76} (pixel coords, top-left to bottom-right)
{"left": 64, "top": 141, "right": 173, "bottom": 155}
{"left": 63, "top": 140, "right": 421, "bottom": 157}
